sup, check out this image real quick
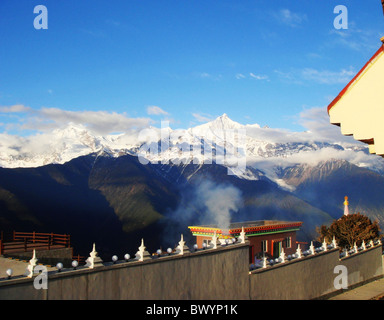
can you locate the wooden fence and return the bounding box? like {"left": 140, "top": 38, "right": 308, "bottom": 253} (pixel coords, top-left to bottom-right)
{"left": 0, "top": 231, "right": 71, "bottom": 255}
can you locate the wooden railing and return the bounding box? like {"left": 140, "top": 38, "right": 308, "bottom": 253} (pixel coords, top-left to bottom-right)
{"left": 13, "top": 231, "right": 70, "bottom": 246}
{"left": 0, "top": 231, "right": 70, "bottom": 255}
{"left": 72, "top": 254, "right": 86, "bottom": 264}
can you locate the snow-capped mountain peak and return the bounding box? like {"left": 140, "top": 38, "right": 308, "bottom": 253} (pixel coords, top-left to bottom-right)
{"left": 192, "top": 113, "right": 244, "bottom": 133}
{"left": 0, "top": 123, "right": 103, "bottom": 168}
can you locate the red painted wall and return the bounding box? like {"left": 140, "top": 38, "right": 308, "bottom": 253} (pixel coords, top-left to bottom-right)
{"left": 195, "top": 230, "right": 299, "bottom": 263}
{"left": 248, "top": 231, "right": 297, "bottom": 259}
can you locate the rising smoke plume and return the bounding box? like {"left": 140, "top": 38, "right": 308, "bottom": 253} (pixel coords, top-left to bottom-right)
{"left": 194, "top": 179, "right": 243, "bottom": 230}
{"left": 159, "top": 178, "right": 243, "bottom": 247}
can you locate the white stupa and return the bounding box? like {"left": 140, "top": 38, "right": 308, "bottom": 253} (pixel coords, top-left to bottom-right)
{"left": 344, "top": 196, "right": 349, "bottom": 216}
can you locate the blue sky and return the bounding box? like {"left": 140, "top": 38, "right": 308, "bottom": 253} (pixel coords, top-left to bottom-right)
{"left": 1, "top": 0, "right": 384, "bottom": 135}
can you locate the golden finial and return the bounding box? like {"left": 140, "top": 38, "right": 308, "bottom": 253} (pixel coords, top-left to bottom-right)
{"left": 344, "top": 196, "right": 349, "bottom": 206}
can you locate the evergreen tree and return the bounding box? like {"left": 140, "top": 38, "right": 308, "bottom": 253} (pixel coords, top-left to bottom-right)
{"left": 317, "top": 213, "right": 381, "bottom": 249}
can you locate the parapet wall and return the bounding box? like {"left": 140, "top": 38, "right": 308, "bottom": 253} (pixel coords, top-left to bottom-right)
{"left": 250, "top": 248, "right": 339, "bottom": 300}
{"left": 3, "top": 248, "right": 73, "bottom": 268}
{"left": 0, "top": 242, "right": 250, "bottom": 300}
{"left": 249, "top": 245, "right": 383, "bottom": 300}
{"left": 0, "top": 240, "right": 382, "bottom": 300}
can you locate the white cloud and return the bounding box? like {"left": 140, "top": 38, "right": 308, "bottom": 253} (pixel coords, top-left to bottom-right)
{"left": 297, "top": 107, "right": 363, "bottom": 145}
{"left": 0, "top": 104, "right": 31, "bottom": 113}
{"left": 273, "top": 69, "right": 301, "bottom": 84}
{"left": 301, "top": 67, "right": 355, "bottom": 84}
{"left": 199, "top": 72, "right": 211, "bottom": 78}
{"left": 274, "top": 9, "right": 307, "bottom": 27}
{"left": 146, "top": 105, "right": 169, "bottom": 116}
{"left": 274, "top": 66, "right": 356, "bottom": 85}
{"left": 244, "top": 106, "right": 365, "bottom": 148}
{"left": 306, "top": 53, "right": 323, "bottom": 60}
{"left": 328, "top": 23, "right": 381, "bottom": 52}
{"left": 192, "top": 113, "right": 214, "bottom": 123}
{"left": 249, "top": 73, "right": 269, "bottom": 80}
{"left": 235, "top": 73, "right": 269, "bottom": 81}
{"left": 193, "top": 72, "right": 223, "bottom": 81}
{"left": 0, "top": 105, "right": 152, "bottom": 135}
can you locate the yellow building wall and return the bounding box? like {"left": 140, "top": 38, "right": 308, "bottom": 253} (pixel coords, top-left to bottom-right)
{"left": 329, "top": 48, "right": 384, "bottom": 155}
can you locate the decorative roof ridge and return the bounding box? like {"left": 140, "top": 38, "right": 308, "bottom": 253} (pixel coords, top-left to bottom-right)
{"left": 188, "top": 220, "right": 303, "bottom": 231}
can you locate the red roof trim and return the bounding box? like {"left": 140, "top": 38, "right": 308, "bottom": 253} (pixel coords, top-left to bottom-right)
{"left": 190, "top": 222, "right": 303, "bottom": 235}
{"left": 327, "top": 45, "right": 384, "bottom": 114}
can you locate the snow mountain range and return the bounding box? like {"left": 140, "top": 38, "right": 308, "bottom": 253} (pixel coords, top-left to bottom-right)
{"left": 1, "top": 113, "right": 383, "bottom": 191}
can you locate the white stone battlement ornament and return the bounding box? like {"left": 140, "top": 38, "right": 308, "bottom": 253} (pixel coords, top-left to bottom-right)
{"left": 24, "top": 249, "right": 38, "bottom": 278}
{"left": 85, "top": 243, "right": 104, "bottom": 269}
